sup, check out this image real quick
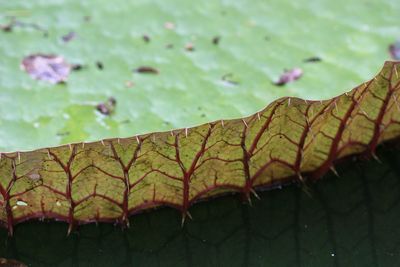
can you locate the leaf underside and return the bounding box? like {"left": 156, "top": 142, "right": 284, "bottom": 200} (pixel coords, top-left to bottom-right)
{"left": 0, "top": 61, "right": 399, "bottom": 235}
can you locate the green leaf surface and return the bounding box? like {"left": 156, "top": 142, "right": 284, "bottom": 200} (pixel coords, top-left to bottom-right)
{"left": 0, "top": 0, "right": 399, "bottom": 151}
{"left": 1, "top": 146, "right": 400, "bottom": 266}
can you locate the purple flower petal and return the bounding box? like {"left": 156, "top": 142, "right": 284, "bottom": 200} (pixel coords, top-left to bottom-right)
{"left": 21, "top": 54, "right": 71, "bottom": 84}
{"left": 274, "top": 68, "right": 303, "bottom": 86}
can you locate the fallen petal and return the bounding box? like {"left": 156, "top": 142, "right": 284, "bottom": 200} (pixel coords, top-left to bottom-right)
{"left": 21, "top": 54, "right": 71, "bottom": 84}
{"left": 274, "top": 68, "right": 303, "bottom": 86}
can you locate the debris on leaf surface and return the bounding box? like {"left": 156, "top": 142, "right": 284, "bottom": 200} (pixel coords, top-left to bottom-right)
{"left": 221, "top": 73, "right": 240, "bottom": 86}
{"left": 134, "top": 66, "right": 159, "bottom": 74}
{"left": 0, "top": 19, "right": 14, "bottom": 32}
{"left": 96, "top": 97, "right": 117, "bottom": 115}
{"left": 21, "top": 54, "right": 71, "bottom": 84}
{"left": 1, "top": 17, "right": 48, "bottom": 36}
{"left": 96, "top": 61, "right": 104, "bottom": 70}
{"left": 185, "top": 43, "right": 195, "bottom": 51}
{"left": 212, "top": 36, "right": 221, "bottom": 45}
{"left": 274, "top": 68, "right": 303, "bottom": 86}
{"left": 164, "top": 22, "right": 175, "bottom": 30}
{"left": 71, "top": 64, "right": 83, "bottom": 71}
{"left": 143, "top": 35, "right": 150, "bottom": 43}
{"left": 61, "top": 31, "right": 77, "bottom": 43}
{"left": 389, "top": 41, "right": 400, "bottom": 60}
{"left": 303, "top": 56, "right": 322, "bottom": 63}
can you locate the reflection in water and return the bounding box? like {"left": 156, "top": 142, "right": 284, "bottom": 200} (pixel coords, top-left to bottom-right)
{"left": 1, "top": 147, "right": 400, "bottom": 266}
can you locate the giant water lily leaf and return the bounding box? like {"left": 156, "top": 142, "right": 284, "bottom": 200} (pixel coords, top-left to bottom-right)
{"left": 1, "top": 146, "right": 400, "bottom": 266}
{"left": 0, "top": 0, "right": 399, "bottom": 151}
{"left": 0, "top": 61, "right": 399, "bottom": 235}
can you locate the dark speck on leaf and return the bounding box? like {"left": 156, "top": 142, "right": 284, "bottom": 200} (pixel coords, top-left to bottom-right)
{"left": 135, "top": 66, "right": 159, "bottom": 74}
{"left": 274, "top": 68, "right": 303, "bottom": 86}
{"left": 96, "top": 61, "right": 104, "bottom": 70}
{"left": 221, "top": 73, "right": 239, "bottom": 86}
{"left": 71, "top": 64, "right": 84, "bottom": 71}
{"left": 143, "top": 35, "right": 150, "bottom": 43}
{"left": 83, "top": 16, "right": 91, "bottom": 22}
{"left": 96, "top": 97, "right": 117, "bottom": 116}
{"left": 1, "top": 17, "right": 48, "bottom": 36}
{"left": 389, "top": 41, "right": 400, "bottom": 60}
{"left": 0, "top": 22, "right": 13, "bottom": 32}
{"left": 62, "top": 31, "right": 76, "bottom": 43}
{"left": 303, "top": 56, "right": 322, "bottom": 63}
{"left": 166, "top": 44, "right": 174, "bottom": 49}
{"left": 21, "top": 54, "right": 71, "bottom": 84}
{"left": 212, "top": 36, "right": 221, "bottom": 45}
{"left": 109, "top": 97, "right": 116, "bottom": 106}
{"left": 201, "top": 113, "right": 206, "bottom": 118}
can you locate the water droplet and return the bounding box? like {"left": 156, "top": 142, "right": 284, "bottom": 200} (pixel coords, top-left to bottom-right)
{"left": 16, "top": 200, "right": 28, "bottom": 206}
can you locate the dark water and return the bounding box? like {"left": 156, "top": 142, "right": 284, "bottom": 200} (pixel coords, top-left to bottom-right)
{"left": 1, "top": 147, "right": 400, "bottom": 267}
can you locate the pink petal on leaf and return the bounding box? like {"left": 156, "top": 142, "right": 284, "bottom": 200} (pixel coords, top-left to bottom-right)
{"left": 274, "top": 68, "right": 303, "bottom": 86}
{"left": 21, "top": 54, "right": 71, "bottom": 84}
